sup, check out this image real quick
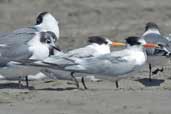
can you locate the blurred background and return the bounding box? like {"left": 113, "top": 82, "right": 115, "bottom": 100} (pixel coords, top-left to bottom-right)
{"left": 0, "top": 0, "right": 171, "bottom": 50}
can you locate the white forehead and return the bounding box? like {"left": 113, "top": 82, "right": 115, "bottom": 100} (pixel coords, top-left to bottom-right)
{"left": 105, "top": 38, "right": 112, "bottom": 44}
{"left": 139, "top": 38, "right": 146, "bottom": 45}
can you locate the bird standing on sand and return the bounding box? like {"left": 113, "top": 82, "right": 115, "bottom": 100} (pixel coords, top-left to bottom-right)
{"left": 142, "top": 22, "right": 171, "bottom": 81}
{"left": 31, "top": 36, "right": 159, "bottom": 89}
{"left": 0, "top": 12, "right": 61, "bottom": 88}
{"left": 41, "top": 36, "right": 125, "bottom": 89}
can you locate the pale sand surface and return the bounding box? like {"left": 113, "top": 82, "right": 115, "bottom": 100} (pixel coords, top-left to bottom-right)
{"left": 0, "top": 63, "right": 171, "bottom": 114}
{"left": 0, "top": 0, "right": 171, "bottom": 114}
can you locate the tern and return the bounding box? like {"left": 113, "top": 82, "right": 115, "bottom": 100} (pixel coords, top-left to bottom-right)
{"left": 142, "top": 22, "right": 171, "bottom": 81}
{"left": 0, "top": 31, "right": 59, "bottom": 88}
{"left": 0, "top": 12, "right": 60, "bottom": 88}
{"left": 43, "top": 36, "right": 125, "bottom": 89}
{"left": 31, "top": 36, "right": 159, "bottom": 89}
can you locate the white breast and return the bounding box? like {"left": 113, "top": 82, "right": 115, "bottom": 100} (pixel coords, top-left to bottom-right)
{"left": 29, "top": 44, "right": 49, "bottom": 60}
{"left": 125, "top": 48, "right": 147, "bottom": 67}
{"left": 28, "top": 34, "right": 50, "bottom": 60}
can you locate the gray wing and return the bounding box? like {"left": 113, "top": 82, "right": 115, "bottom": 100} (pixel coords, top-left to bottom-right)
{"left": 143, "top": 34, "right": 168, "bottom": 44}
{"left": 45, "top": 46, "right": 96, "bottom": 63}
{"left": 0, "top": 31, "right": 35, "bottom": 46}
{"left": 64, "top": 46, "right": 96, "bottom": 58}
{"left": 26, "top": 50, "right": 137, "bottom": 76}
{"left": 13, "top": 27, "right": 39, "bottom": 34}
{"left": 143, "top": 33, "right": 171, "bottom": 56}
{"left": 44, "top": 49, "right": 130, "bottom": 68}
{"left": 42, "top": 46, "right": 101, "bottom": 67}
{"left": 163, "top": 34, "right": 171, "bottom": 52}
{"left": 0, "top": 32, "right": 10, "bottom": 37}
{"left": 64, "top": 53, "right": 136, "bottom": 76}
{"left": 0, "top": 44, "right": 33, "bottom": 67}
{"left": 0, "top": 32, "right": 35, "bottom": 67}
{"left": 0, "top": 26, "right": 38, "bottom": 45}
{"left": 164, "top": 34, "right": 171, "bottom": 42}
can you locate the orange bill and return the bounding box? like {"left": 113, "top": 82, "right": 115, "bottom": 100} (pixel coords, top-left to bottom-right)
{"left": 112, "top": 42, "right": 126, "bottom": 46}
{"left": 143, "top": 43, "right": 159, "bottom": 48}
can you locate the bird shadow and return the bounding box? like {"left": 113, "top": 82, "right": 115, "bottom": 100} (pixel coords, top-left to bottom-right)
{"left": 135, "top": 78, "right": 165, "bottom": 87}
{"left": 0, "top": 82, "right": 77, "bottom": 91}
{"left": 34, "top": 87, "right": 77, "bottom": 91}
{"left": 0, "top": 82, "right": 34, "bottom": 89}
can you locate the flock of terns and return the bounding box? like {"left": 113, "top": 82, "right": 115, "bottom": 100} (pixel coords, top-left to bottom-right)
{"left": 0, "top": 11, "right": 171, "bottom": 90}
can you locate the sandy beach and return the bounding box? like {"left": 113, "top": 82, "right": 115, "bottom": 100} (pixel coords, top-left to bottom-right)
{"left": 0, "top": 0, "right": 171, "bottom": 114}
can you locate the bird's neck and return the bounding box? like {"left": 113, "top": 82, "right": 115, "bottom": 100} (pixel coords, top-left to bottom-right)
{"left": 126, "top": 46, "right": 147, "bottom": 66}
{"left": 27, "top": 34, "right": 42, "bottom": 46}
{"left": 89, "top": 43, "right": 111, "bottom": 54}
{"left": 143, "top": 29, "right": 160, "bottom": 36}
{"left": 126, "top": 45, "right": 144, "bottom": 52}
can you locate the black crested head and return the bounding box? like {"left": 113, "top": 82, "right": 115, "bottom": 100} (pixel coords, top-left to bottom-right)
{"left": 145, "top": 22, "right": 159, "bottom": 32}
{"left": 88, "top": 36, "right": 108, "bottom": 45}
{"left": 125, "top": 36, "right": 141, "bottom": 46}
{"left": 36, "top": 12, "right": 48, "bottom": 25}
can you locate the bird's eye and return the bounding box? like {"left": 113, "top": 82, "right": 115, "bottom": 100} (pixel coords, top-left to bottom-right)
{"left": 158, "top": 44, "right": 164, "bottom": 48}
{"left": 46, "top": 39, "right": 51, "bottom": 44}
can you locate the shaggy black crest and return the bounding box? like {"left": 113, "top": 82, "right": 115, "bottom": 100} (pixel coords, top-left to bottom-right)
{"left": 125, "top": 36, "right": 141, "bottom": 46}
{"left": 88, "top": 36, "right": 108, "bottom": 45}
{"left": 36, "top": 12, "right": 48, "bottom": 25}
{"left": 145, "top": 22, "right": 159, "bottom": 32}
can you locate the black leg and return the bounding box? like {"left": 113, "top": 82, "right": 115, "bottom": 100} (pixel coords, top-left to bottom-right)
{"left": 70, "top": 72, "right": 79, "bottom": 88}
{"left": 160, "top": 67, "right": 164, "bottom": 72}
{"left": 149, "top": 64, "right": 152, "bottom": 82}
{"left": 25, "top": 76, "right": 29, "bottom": 88}
{"left": 152, "top": 68, "right": 160, "bottom": 75}
{"left": 152, "top": 67, "right": 164, "bottom": 75}
{"left": 115, "top": 80, "right": 119, "bottom": 88}
{"left": 18, "top": 76, "right": 22, "bottom": 88}
{"left": 81, "top": 77, "right": 88, "bottom": 89}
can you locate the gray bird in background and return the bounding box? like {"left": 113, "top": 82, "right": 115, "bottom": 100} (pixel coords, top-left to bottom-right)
{"left": 0, "top": 30, "right": 59, "bottom": 88}
{"left": 0, "top": 12, "right": 61, "bottom": 88}
{"left": 142, "top": 22, "right": 171, "bottom": 81}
